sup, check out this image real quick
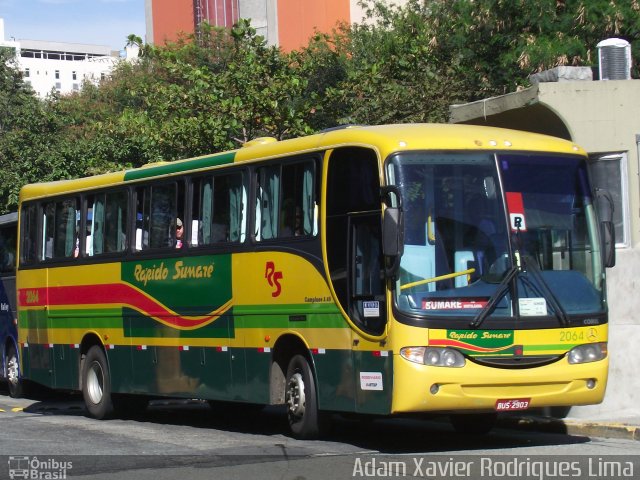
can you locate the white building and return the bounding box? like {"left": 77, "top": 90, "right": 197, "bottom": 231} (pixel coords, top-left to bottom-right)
{"left": 0, "top": 17, "right": 124, "bottom": 98}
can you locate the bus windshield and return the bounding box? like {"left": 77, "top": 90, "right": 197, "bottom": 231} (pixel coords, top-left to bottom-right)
{"left": 389, "top": 152, "right": 605, "bottom": 322}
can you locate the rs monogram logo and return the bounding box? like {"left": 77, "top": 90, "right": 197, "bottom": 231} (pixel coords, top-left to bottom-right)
{"left": 265, "top": 261, "right": 283, "bottom": 297}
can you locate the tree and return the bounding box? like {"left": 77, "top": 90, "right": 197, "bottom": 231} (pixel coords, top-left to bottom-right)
{"left": 305, "top": 0, "right": 640, "bottom": 120}
{"left": 294, "top": 1, "right": 475, "bottom": 125}
{"left": 78, "top": 21, "right": 320, "bottom": 164}
{"left": 0, "top": 48, "right": 73, "bottom": 214}
{"left": 424, "top": 0, "right": 640, "bottom": 97}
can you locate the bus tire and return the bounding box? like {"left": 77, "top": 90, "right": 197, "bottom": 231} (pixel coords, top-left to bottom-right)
{"left": 82, "top": 346, "right": 114, "bottom": 419}
{"left": 450, "top": 413, "right": 497, "bottom": 435}
{"left": 285, "top": 354, "right": 323, "bottom": 439}
{"left": 6, "top": 344, "right": 22, "bottom": 398}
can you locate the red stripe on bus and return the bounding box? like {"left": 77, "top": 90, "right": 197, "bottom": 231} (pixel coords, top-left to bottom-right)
{"left": 18, "top": 283, "right": 230, "bottom": 329}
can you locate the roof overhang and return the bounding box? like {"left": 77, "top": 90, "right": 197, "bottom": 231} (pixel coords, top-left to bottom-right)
{"left": 449, "top": 85, "right": 571, "bottom": 140}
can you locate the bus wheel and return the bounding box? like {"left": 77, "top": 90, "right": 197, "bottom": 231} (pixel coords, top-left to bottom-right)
{"left": 82, "top": 346, "right": 114, "bottom": 419}
{"left": 6, "top": 345, "right": 22, "bottom": 398}
{"left": 450, "top": 413, "right": 497, "bottom": 435}
{"left": 285, "top": 354, "right": 322, "bottom": 439}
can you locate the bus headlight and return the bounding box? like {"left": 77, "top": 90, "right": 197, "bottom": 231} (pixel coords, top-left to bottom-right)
{"left": 567, "top": 342, "right": 607, "bottom": 364}
{"left": 400, "top": 347, "right": 465, "bottom": 367}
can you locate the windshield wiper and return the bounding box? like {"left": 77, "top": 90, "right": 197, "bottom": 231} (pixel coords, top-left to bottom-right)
{"left": 520, "top": 255, "right": 569, "bottom": 326}
{"left": 469, "top": 264, "right": 519, "bottom": 329}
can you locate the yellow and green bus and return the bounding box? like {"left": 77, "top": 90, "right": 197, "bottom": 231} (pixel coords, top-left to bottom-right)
{"left": 16, "top": 124, "right": 614, "bottom": 438}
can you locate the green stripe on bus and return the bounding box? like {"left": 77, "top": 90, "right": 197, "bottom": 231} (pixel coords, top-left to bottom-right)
{"left": 123, "top": 152, "right": 236, "bottom": 181}
{"left": 19, "top": 309, "right": 124, "bottom": 329}
{"left": 20, "top": 303, "right": 346, "bottom": 331}
{"left": 233, "top": 303, "right": 342, "bottom": 316}
{"left": 525, "top": 344, "right": 576, "bottom": 352}
{"left": 235, "top": 313, "right": 347, "bottom": 329}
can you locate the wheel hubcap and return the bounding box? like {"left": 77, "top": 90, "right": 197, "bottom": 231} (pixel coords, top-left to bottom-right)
{"left": 286, "top": 372, "right": 306, "bottom": 418}
{"left": 7, "top": 354, "right": 18, "bottom": 386}
{"left": 86, "top": 361, "right": 104, "bottom": 405}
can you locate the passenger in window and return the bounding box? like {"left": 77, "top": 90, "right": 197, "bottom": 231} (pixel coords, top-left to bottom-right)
{"left": 175, "top": 218, "right": 186, "bottom": 249}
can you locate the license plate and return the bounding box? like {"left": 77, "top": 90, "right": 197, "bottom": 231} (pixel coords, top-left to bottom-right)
{"left": 495, "top": 398, "right": 531, "bottom": 411}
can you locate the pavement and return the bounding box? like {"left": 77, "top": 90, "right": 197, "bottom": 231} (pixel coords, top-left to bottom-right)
{"left": 3, "top": 387, "right": 639, "bottom": 442}
{"left": 499, "top": 414, "right": 640, "bottom": 441}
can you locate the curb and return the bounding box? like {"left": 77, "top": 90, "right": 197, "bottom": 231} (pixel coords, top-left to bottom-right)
{"left": 499, "top": 415, "right": 640, "bottom": 441}
{"left": 563, "top": 420, "right": 640, "bottom": 441}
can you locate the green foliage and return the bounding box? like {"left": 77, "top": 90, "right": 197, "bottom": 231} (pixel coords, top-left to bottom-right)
{"left": 76, "top": 21, "right": 319, "bottom": 165}
{"left": 424, "top": 0, "right": 640, "bottom": 96}
{"left": 0, "top": 48, "right": 75, "bottom": 213}
{"left": 307, "top": 1, "right": 473, "bottom": 125}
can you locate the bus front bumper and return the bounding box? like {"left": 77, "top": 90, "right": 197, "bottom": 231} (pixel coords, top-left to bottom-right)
{"left": 391, "top": 354, "right": 608, "bottom": 414}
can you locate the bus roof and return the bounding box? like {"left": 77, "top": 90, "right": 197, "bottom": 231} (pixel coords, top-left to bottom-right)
{"left": 19, "top": 123, "right": 586, "bottom": 201}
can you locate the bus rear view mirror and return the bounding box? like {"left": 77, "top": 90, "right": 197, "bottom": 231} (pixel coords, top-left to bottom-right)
{"left": 595, "top": 188, "right": 615, "bottom": 268}
{"left": 601, "top": 220, "right": 616, "bottom": 268}
{"left": 383, "top": 207, "right": 404, "bottom": 277}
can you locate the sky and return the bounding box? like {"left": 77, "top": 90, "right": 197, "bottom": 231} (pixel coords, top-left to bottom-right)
{"left": 0, "top": 0, "right": 146, "bottom": 51}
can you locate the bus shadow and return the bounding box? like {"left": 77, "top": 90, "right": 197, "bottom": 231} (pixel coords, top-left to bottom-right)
{"left": 18, "top": 393, "right": 590, "bottom": 454}
{"left": 323, "top": 414, "right": 587, "bottom": 454}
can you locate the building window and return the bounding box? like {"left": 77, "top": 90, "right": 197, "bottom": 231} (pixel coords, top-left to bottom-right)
{"left": 588, "top": 152, "right": 630, "bottom": 248}
{"left": 55, "top": 70, "right": 60, "bottom": 79}
{"left": 23, "top": 68, "right": 30, "bottom": 78}
{"left": 72, "top": 71, "right": 77, "bottom": 80}
{"left": 55, "top": 82, "right": 61, "bottom": 92}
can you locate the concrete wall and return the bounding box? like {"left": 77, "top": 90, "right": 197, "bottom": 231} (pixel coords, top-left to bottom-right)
{"left": 149, "top": 0, "right": 194, "bottom": 45}
{"left": 571, "top": 77, "right": 639, "bottom": 414}
{"left": 276, "top": 0, "right": 350, "bottom": 51}
{"left": 147, "top": 0, "right": 410, "bottom": 50}
{"left": 238, "top": 0, "right": 277, "bottom": 46}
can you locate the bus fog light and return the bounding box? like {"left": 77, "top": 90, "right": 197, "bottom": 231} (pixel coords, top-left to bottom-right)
{"left": 586, "top": 379, "right": 596, "bottom": 389}
{"left": 567, "top": 343, "right": 607, "bottom": 364}
{"left": 430, "top": 384, "right": 440, "bottom": 395}
{"left": 400, "top": 347, "right": 465, "bottom": 367}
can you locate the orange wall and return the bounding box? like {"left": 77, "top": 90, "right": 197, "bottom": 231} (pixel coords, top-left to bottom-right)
{"left": 277, "top": 0, "right": 350, "bottom": 52}
{"left": 152, "top": 0, "right": 195, "bottom": 45}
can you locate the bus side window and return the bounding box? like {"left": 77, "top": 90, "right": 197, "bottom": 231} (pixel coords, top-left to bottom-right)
{"left": 280, "top": 161, "right": 316, "bottom": 237}
{"left": 255, "top": 165, "right": 280, "bottom": 240}
{"left": 20, "top": 205, "right": 37, "bottom": 265}
{"left": 41, "top": 197, "right": 79, "bottom": 260}
{"left": 255, "top": 160, "right": 316, "bottom": 242}
{"left": 228, "top": 173, "right": 247, "bottom": 243}
{"left": 0, "top": 220, "right": 16, "bottom": 275}
{"left": 193, "top": 172, "right": 246, "bottom": 246}
{"left": 135, "top": 183, "right": 180, "bottom": 251}
{"left": 105, "top": 190, "right": 128, "bottom": 253}
{"left": 87, "top": 190, "right": 128, "bottom": 256}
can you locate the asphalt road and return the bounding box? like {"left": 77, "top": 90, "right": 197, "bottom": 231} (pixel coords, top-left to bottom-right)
{"left": 0, "top": 388, "right": 638, "bottom": 480}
